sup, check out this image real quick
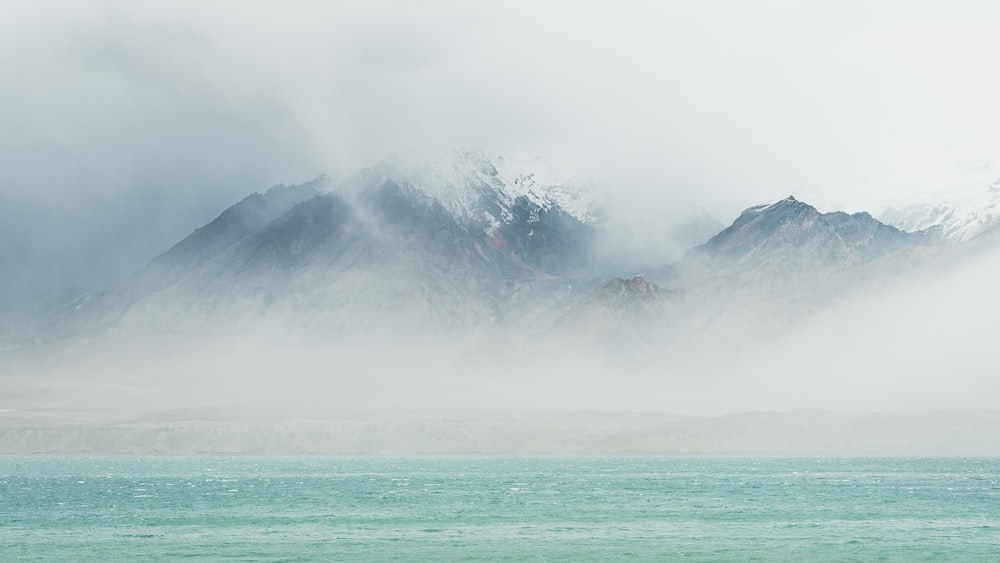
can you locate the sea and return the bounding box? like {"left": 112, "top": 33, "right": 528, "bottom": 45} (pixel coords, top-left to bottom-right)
{"left": 1, "top": 456, "right": 998, "bottom": 561}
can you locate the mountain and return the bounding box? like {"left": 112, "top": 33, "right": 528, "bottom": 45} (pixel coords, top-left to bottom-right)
{"left": 18, "top": 170, "right": 943, "bottom": 356}
{"left": 880, "top": 179, "right": 1000, "bottom": 241}
{"left": 34, "top": 178, "right": 328, "bottom": 339}
{"left": 664, "top": 196, "right": 921, "bottom": 285}
{"left": 136, "top": 178, "right": 330, "bottom": 290}
{"left": 340, "top": 149, "right": 598, "bottom": 278}
{"left": 634, "top": 196, "right": 933, "bottom": 332}
{"left": 547, "top": 195, "right": 919, "bottom": 352}
{"left": 37, "top": 150, "right": 600, "bottom": 343}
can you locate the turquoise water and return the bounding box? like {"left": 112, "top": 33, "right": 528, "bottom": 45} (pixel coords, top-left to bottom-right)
{"left": 1, "top": 457, "right": 998, "bottom": 561}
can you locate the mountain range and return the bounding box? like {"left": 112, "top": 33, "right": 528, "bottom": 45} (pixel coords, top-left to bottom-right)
{"left": 11, "top": 147, "right": 975, "bottom": 357}
{"left": 5, "top": 147, "right": 1000, "bottom": 449}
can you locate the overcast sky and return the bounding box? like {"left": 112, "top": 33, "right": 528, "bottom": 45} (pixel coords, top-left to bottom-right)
{"left": 4, "top": 0, "right": 1000, "bottom": 311}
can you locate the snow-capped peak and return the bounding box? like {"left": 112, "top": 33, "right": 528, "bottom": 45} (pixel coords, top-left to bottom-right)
{"left": 879, "top": 177, "right": 1000, "bottom": 241}
{"left": 374, "top": 148, "right": 510, "bottom": 218}
{"left": 371, "top": 148, "right": 601, "bottom": 227}
{"left": 741, "top": 195, "right": 804, "bottom": 216}
{"left": 493, "top": 154, "right": 605, "bottom": 224}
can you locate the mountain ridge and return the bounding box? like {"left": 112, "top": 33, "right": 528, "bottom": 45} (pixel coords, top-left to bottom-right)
{"left": 10, "top": 162, "right": 949, "bottom": 352}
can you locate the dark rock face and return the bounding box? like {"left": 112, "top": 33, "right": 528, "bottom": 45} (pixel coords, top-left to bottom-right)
{"left": 495, "top": 195, "right": 594, "bottom": 278}
{"left": 154, "top": 179, "right": 326, "bottom": 276}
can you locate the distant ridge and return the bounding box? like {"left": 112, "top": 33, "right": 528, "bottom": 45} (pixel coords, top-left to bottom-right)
{"left": 2, "top": 408, "right": 997, "bottom": 455}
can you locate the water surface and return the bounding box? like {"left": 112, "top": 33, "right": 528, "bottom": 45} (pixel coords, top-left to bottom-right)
{"left": 1, "top": 457, "right": 998, "bottom": 561}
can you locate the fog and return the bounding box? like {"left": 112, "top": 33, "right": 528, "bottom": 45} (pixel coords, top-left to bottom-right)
{"left": 4, "top": 235, "right": 999, "bottom": 415}
{"left": 3, "top": 2, "right": 1000, "bottom": 453}
{"left": 3, "top": 234, "right": 1000, "bottom": 454}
